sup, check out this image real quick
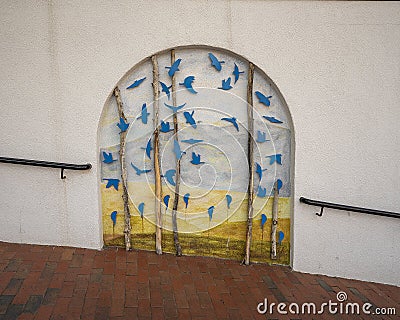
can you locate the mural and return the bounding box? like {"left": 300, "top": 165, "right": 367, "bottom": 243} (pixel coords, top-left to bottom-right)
{"left": 99, "top": 46, "right": 292, "bottom": 265}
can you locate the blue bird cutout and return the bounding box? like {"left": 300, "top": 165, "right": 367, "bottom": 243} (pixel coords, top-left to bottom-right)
{"left": 226, "top": 194, "right": 232, "bottom": 209}
{"left": 255, "top": 91, "right": 272, "bottom": 107}
{"left": 137, "top": 103, "right": 150, "bottom": 124}
{"left": 190, "top": 152, "right": 204, "bottom": 165}
{"left": 159, "top": 81, "right": 172, "bottom": 100}
{"left": 233, "top": 63, "right": 244, "bottom": 84}
{"left": 255, "top": 162, "right": 267, "bottom": 181}
{"left": 266, "top": 154, "right": 282, "bottom": 165}
{"left": 104, "top": 179, "right": 119, "bottom": 191}
{"left": 163, "top": 194, "right": 171, "bottom": 209}
{"left": 183, "top": 111, "right": 197, "bottom": 129}
{"left": 117, "top": 117, "right": 129, "bottom": 133}
{"left": 163, "top": 195, "right": 170, "bottom": 208}
{"left": 208, "top": 206, "right": 215, "bottom": 221}
{"left": 160, "top": 121, "right": 174, "bottom": 133}
{"left": 164, "top": 102, "right": 186, "bottom": 113}
{"left": 221, "top": 117, "right": 239, "bottom": 131}
{"left": 183, "top": 193, "right": 190, "bottom": 209}
{"left": 179, "top": 76, "right": 197, "bottom": 94}
{"left": 257, "top": 185, "right": 267, "bottom": 198}
{"left": 163, "top": 169, "right": 176, "bottom": 186}
{"left": 138, "top": 202, "right": 145, "bottom": 218}
{"left": 111, "top": 211, "right": 117, "bottom": 227}
{"left": 277, "top": 179, "right": 283, "bottom": 192}
{"left": 173, "top": 139, "right": 186, "bottom": 160}
{"left": 256, "top": 131, "right": 269, "bottom": 143}
{"left": 261, "top": 214, "right": 267, "bottom": 229}
{"left": 102, "top": 152, "right": 116, "bottom": 164}
{"left": 140, "top": 138, "right": 153, "bottom": 160}
{"left": 278, "top": 231, "right": 284, "bottom": 245}
{"left": 130, "top": 163, "right": 151, "bottom": 176}
{"left": 218, "top": 77, "right": 233, "bottom": 90}
{"left": 208, "top": 53, "right": 224, "bottom": 71}
{"left": 126, "top": 77, "right": 146, "bottom": 89}
{"left": 165, "top": 58, "right": 182, "bottom": 77}
{"left": 263, "top": 116, "right": 283, "bottom": 124}
{"left": 181, "top": 138, "right": 203, "bottom": 144}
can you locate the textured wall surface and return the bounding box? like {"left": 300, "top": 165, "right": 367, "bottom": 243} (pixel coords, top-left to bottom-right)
{"left": 0, "top": 1, "right": 399, "bottom": 285}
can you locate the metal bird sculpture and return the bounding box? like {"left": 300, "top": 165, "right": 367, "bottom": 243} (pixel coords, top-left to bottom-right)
{"left": 140, "top": 138, "right": 153, "bottom": 160}
{"left": 117, "top": 117, "right": 129, "bottom": 133}
{"left": 255, "top": 162, "right": 268, "bottom": 181}
{"left": 190, "top": 152, "right": 204, "bottom": 165}
{"left": 255, "top": 91, "right": 272, "bottom": 107}
{"left": 257, "top": 185, "right": 267, "bottom": 198}
{"left": 182, "top": 138, "right": 203, "bottom": 144}
{"left": 208, "top": 53, "right": 224, "bottom": 71}
{"left": 232, "top": 63, "right": 244, "bottom": 83}
{"left": 111, "top": 211, "right": 117, "bottom": 236}
{"left": 183, "top": 111, "right": 197, "bottom": 129}
{"left": 163, "top": 169, "right": 176, "bottom": 186}
{"left": 256, "top": 130, "right": 269, "bottom": 143}
{"left": 277, "top": 179, "right": 283, "bottom": 192}
{"left": 163, "top": 195, "right": 170, "bottom": 208}
{"left": 221, "top": 117, "right": 239, "bottom": 131}
{"left": 183, "top": 193, "right": 190, "bottom": 209}
{"left": 164, "top": 102, "right": 186, "bottom": 113}
{"left": 261, "top": 213, "right": 267, "bottom": 242}
{"left": 130, "top": 163, "right": 151, "bottom": 176}
{"left": 173, "top": 139, "right": 186, "bottom": 160}
{"left": 208, "top": 206, "right": 215, "bottom": 221}
{"left": 179, "top": 76, "right": 197, "bottom": 94}
{"left": 261, "top": 214, "right": 267, "bottom": 229}
{"left": 138, "top": 202, "right": 145, "bottom": 218}
{"left": 263, "top": 116, "right": 283, "bottom": 124}
{"left": 218, "top": 77, "right": 233, "bottom": 90}
{"left": 159, "top": 81, "right": 172, "bottom": 100}
{"left": 226, "top": 194, "right": 232, "bottom": 209}
{"left": 104, "top": 179, "right": 119, "bottom": 191}
{"left": 126, "top": 77, "right": 146, "bottom": 89}
{"left": 160, "top": 121, "right": 174, "bottom": 133}
{"left": 137, "top": 103, "right": 150, "bottom": 124}
{"left": 111, "top": 211, "right": 117, "bottom": 227}
{"left": 165, "top": 58, "right": 181, "bottom": 77}
{"left": 266, "top": 154, "right": 282, "bottom": 165}
{"left": 278, "top": 231, "right": 284, "bottom": 245}
{"left": 102, "top": 152, "right": 116, "bottom": 164}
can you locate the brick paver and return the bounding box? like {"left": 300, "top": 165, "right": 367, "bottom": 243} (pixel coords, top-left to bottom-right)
{"left": 0, "top": 242, "right": 398, "bottom": 319}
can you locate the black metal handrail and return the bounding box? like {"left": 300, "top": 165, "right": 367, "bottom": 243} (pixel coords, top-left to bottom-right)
{"left": 0, "top": 156, "right": 92, "bottom": 179}
{"left": 300, "top": 197, "right": 400, "bottom": 219}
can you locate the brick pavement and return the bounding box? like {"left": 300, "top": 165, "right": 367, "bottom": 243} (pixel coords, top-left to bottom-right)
{"left": 0, "top": 242, "right": 398, "bottom": 319}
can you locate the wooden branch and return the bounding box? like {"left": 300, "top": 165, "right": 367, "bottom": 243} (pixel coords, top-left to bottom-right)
{"left": 151, "top": 55, "right": 163, "bottom": 255}
{"left": 244, "top": 62, "right": 255, "bottom": 265}
{"left": 114, "top": 86, "right": 132, "bottom": 251}
{"left": 170, "top": 49, "right": 182, "bottom": 256}
{"left": 270, "top": 180, "right": 279, "bottom": 259}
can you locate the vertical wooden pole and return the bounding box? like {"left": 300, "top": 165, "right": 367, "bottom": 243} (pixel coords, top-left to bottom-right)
{"left": 244, "top": 62, "right": 255, "bottom": 265}
{"left": 114, "top": 87, "right": 132, "bottom": 251}
{"left": 171, "top": 49, "right": 182, "bottom": 256}
{"left": 271, "top": 181, "right": 279, "bottom": 259}
{"left": 151, "top": 55, "right": 163, "bottom": 255}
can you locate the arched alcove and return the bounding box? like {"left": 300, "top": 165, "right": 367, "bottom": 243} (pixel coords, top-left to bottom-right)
{"left": 98, "top": 45, "right": 293, "bottom": 265}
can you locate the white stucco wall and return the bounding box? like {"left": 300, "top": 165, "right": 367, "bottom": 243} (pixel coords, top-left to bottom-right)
{"left": 0, "top": 1, "right": 399, "bottom": 285}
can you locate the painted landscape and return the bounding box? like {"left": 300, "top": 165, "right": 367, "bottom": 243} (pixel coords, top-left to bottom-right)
{"left": 102, "top": 183, "right": 291, "bottom": 265}
{"left": 98, "top": 46, "right": 293, "bottom": 265}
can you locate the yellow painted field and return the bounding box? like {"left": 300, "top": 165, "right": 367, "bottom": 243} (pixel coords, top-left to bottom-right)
{"left": 102, "top": 183, "right": 291, "bottom": 265}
